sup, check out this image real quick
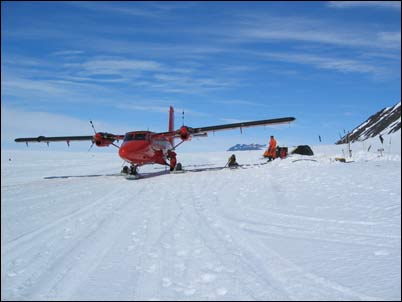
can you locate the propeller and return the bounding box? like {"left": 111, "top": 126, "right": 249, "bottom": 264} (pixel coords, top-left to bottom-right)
{"left": 88, "top": 141, "right": 95, "bottom": 152}
{"left": 90, "top": 120, "right": 97, "bottom": 134}
{"left": 88, "top": 120, "right": 96, "bottom": 151}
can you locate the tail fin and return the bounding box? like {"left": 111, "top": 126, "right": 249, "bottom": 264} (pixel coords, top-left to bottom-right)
{"left": 169, "top": 106, "right": 174, "bottom": 132}
{"left": 168, "top": 106, "right": 174, "bottom": 145}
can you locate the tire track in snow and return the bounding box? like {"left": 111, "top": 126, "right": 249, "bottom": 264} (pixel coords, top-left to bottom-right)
{"left": 4, "top": 189, "right": 117, "bottom": 248}
{"left": 180, "top": 168, "right": 382, "bottom": 301}
{"left": 27, "top": 183, "right": 154, "bottom": 300}
{"left": 240, "top": 222, "right": 399, "bottom": 249}
{"left": 218, "top": 170, "right": 384, "bottom": 301}
{"left": 2, "top": 184, "right": 123, "bottom": 299}
{"left": 179, "top": 173, "right": 292, "bottom": 300}
{"left": 2, "top": 180, "right": 151, "bottom": 300}
{"left": 221, "top": 205, "right": 399, "bottom": 249}
{"left": 127, "top": 183, "right": 186, "bottom": 301}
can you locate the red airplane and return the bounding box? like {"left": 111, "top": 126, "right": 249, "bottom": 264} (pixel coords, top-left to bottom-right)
{"left": 15, "top": 106, "right": 295, "bottom": 177}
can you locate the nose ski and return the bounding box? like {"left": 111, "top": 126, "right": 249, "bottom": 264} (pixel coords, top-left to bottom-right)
{"left": 121, "top": 164, "right": 141, "bottom": 179}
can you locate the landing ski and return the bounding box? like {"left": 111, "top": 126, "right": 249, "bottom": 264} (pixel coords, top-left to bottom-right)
{"left": 125, "top": 174, "right": 141, "bottom": 180}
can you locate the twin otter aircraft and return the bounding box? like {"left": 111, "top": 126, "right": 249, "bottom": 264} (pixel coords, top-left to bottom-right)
{"left": 15, "top": 106, "right": 295, "bottom": 177}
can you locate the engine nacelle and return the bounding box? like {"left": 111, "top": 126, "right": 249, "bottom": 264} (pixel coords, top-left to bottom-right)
{"left": 179, "top": 126, "right": 192, "bottom": 141}
{"left": 94, "top": 132, "right": 114, "bottom": 147}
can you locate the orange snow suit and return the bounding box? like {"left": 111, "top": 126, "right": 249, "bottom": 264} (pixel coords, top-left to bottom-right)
{"left": 266, "top": 137, "right": 277, "bottom": 159}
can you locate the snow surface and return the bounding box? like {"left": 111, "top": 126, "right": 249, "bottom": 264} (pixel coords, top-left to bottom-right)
{"left": 1, "top": 131, "right": 401, "bottom": 301}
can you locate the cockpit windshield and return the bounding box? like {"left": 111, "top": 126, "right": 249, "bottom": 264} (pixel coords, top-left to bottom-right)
{"left": 124, "top": 132, "right": 149, "bottom": 141}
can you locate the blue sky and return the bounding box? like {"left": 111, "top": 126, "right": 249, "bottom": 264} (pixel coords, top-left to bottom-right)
{"left": 2, "top": 1, "right": 401, "bottom": 152}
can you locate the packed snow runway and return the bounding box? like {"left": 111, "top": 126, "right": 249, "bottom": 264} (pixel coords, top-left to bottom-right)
{"left": 1, "top": 138, "right": 401, "bottom": 300}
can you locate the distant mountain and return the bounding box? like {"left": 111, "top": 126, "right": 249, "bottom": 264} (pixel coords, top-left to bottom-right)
{"left": 227, "top": 143, "right": 266, "bottom": 151}
{"left": 336, "top": 101, "right": 401, "bottom": 144}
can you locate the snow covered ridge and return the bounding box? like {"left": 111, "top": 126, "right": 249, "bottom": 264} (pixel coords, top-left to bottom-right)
{"left": 227, "top": 143, "right": 266, "bottom": 151}
{"left": 1, "top": 134, "right": 400, "bottom": 301}
{"left": 336, "top": 101, "right": 401, "bottom": 144}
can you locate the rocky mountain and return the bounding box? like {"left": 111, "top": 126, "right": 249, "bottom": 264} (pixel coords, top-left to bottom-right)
{"left": 336, "top": 101, "right": 401, "bottom": 144}
{"left": 227, "top": 143, "right": 266, "bottom": 151}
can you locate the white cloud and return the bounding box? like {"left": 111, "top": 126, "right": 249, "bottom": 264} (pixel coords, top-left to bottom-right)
{"left": 237, "top": 17, "right": 400, "bottom": 50}
{"left": 63, "top": 2, "right": 159, "bottom": 18}
{"left": 328, "top": 1, "right": 401, "bottom": 10}
{"left": 256, "top": 52, "right": 386, "bottom": 76}
{"left": 115, "top": 104, "right": 209, "bottom": 118}
{"left": 2, "top": 107, "right": 93, "bottom": 137}
{"left": 1, "top": 74, "right": 117, "bottom": 104}
{"left": 51, "top": 50, "right": 85, "bottom": 56}
{"left": 218, "top": 99, "right": 270, "bottom": 107}
{"left": 2, "top": 78, "right": 67, "bottom": 96}
{"left": 80, "top": 59, "right": 162, "bottom": 76}
{"left": 115, "top": 104, "right": 170, "bottom": 113}
{"left": 1, "top": 106, "right": 131, "bottom": 149}
{"left": 2, "top": 55, "right": 42, "bottom": 67}
{"left": 377, "top": 32, "right": 401, "bottom": 49}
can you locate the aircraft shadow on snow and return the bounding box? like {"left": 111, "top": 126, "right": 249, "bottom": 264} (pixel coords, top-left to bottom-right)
{"left": 43, "top": 170, "right": 171, "bottom": 180}
{"left": 43, "top": 161, "right": 271, "bottom": 180}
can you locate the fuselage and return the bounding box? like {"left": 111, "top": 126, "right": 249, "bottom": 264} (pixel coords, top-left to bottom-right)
{"left": 118, "top": 131, "right": 173, "bottom": 166}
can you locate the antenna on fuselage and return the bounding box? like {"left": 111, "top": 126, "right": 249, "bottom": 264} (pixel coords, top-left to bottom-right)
{"left": 182, "top": 110, "right": 184, "bottom": 126}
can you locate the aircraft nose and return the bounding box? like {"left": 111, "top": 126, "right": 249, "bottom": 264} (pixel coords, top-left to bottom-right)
{"left": 118, "top": 144, "right": 127, "bottom": 158}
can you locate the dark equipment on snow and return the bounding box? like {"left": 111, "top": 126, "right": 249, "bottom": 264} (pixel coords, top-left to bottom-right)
{"left": 335, "top": 157, "right": 346, "bottom": 163}
{"left": 226, "top": 154, "right": 239, "bottom": 168}
{"left": 276, "top": 147, "right": 288, "bottom": 159}
{"left": 291, "top": 145, "right": 314, "bottom": 156}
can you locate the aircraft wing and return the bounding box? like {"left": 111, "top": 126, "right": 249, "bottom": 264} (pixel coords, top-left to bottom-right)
{"left": 191, "top": 117, "right": 295, "bottom": 133}
{"left": 15, "top": 135, "right": 94, "bottom": 143}
{"left": 156, "top": 116, "right": 295, "bottom": 140}
{"left": 15, "top": 133, "right": 125, "bottom": 147}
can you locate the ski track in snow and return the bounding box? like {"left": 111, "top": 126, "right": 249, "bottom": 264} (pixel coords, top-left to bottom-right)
{"left": 1, "top": 140, "right": 401, "bottom": 301}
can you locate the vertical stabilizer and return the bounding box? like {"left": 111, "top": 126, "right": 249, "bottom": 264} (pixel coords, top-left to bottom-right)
{"left": 169, "top": 106, "right": 174, "bottom": 132}
{"left": 168, "top": 106, "right": 174, "bottom": 145}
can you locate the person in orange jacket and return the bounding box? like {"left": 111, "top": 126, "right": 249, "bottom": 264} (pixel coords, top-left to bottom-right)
{"left": 266, "top": 135, "right": 277, "bottom": 162}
